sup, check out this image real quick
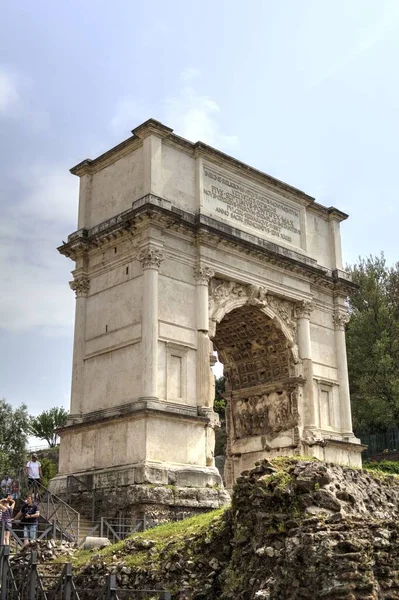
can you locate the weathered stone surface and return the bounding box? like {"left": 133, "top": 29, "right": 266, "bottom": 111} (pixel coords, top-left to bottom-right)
{"left": 81, "top": 536, "right": 111, "bottom": 550}
{"left": 38, "top": 459, "right": 399, "bottom": 598}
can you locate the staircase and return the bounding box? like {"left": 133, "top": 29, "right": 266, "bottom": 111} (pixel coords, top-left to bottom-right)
{"left": 34, "top": 481, "right": 80, "bottom": 544}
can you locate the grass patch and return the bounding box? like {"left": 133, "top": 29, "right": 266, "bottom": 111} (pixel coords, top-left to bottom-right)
{"left": 59, "top": 508, "right": 227, "bottom": 572}
{"left": 363, "top": 460, "right": 399, "bottom": 475}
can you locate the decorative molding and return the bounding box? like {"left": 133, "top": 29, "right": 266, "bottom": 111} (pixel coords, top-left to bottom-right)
{"left": 193, "top": 265, "right": 215, "bottom": 284}
{"left": 69, "top": 276, "right": 90, "bottom": 297}
{"left": 295, "top": 299, "right": 315, "bottom": 319}
{"left": 208, "top": 278, "right": 297, "bottom": 345}
{"left": 138, "top": 247, "right": 165, "bottom": 270}
{"left": 332, "top": 310, "right": 350, "bottom": 330}
{"left": 267, "top": 296, "right": 297, "bottom": 337}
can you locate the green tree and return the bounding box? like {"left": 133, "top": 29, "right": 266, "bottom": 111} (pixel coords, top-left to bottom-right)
{"left": 0, "top": 398, "right": 31, "bottom": 475}
{"left": 30, "top": 407, "right": 68, "bottom": 447}
{"left": 40, "top": 457, "right": 58, "bottom": 487}
{"left": 347, "top": 255, "right": 399, "bottom": 432}
{"left": 214, "top": 376, "right": 227, "bottom": 456}
{"left": 214, "top": 376, "right": 226, "bottom": 419}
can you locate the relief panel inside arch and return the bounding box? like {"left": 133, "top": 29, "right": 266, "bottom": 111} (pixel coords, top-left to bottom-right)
{"left": 212, "top": 305, "right": 302, "bottom": 481}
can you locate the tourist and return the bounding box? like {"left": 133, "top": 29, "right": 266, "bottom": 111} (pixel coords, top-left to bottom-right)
{"left": 0, "top": 495, "right": 15, "bottom": 545}
{"left": 25, "top": 453, "right": 43, "bottom": 498}
{"left": 11, "top": 479, "right": 20, "bottom": 500}
{"left": 1, "top": 475, "right": 12, "bottom": 495}
{"left": 13, "top": 495, "right": 39, "bottom": 546}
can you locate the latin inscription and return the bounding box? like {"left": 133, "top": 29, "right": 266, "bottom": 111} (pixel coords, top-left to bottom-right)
{"left": 202, "top": 164, "right": 302, "bottom": 247}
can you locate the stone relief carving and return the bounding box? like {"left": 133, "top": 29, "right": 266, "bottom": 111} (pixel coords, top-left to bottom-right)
{"left": 69, "top": 276, "right": 90, "bottom": 297}
{"left": 247, "top": 284, "right": 268, "bottom": 306}
{"left": 268, "top": 296, "right": 297, "bottom": 340}
{"left": 332, "top": 310, "right": 350, "bottom": 330}
{"left": 138, "top": 247, "right": 165, "bottom": 270}
{"left": 209, "top": 278, "right": 297, "bottom": 341}
{"left": 232, "top": 388, "right": 298, "bottom": 439}
{"left": 213, "top": 305, "right": 295, "bottom": 389}
{"left": 209, "top": 279, "right": 247, "bottom": 306}
{"left": 193, "top": 265, "right": 215, "bottom": 284}
{"left": 295, "top": 299, "right": 315, "bottom": 319}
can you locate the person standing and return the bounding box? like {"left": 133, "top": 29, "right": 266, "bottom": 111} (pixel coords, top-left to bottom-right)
{"left": 13, "top": 495, "right": 39, "bottom": 546}
{"left": 1, "top": 475, "right": 12, "bottom": 495}
{"left": 0, "top": 495, "right": 15, "bottom": 545}
{"left": 25, "top": 454, "right": 43, "bottom": 498}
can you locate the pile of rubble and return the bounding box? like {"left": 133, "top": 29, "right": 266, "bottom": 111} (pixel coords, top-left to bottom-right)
{"left": 10, "top": 539, "right": 76, "bottom": 567}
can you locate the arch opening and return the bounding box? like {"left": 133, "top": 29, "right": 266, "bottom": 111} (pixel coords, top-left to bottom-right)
{"left": 211, "top": 304, "right": 302, "bottom": 486}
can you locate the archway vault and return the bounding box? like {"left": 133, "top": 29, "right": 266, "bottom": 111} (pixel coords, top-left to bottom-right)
{"left": 209, "top": 279, "right": 304, "bottom": 485}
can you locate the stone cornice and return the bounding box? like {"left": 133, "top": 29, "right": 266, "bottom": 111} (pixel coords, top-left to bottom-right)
{"left": 58, "top": 194, "right": 356, "bottom": 293}
{"left": 131, "top": 118, "right": 173, "bottom": 140}
{"left": 68, "top": 118, "right": 346, "bottom": 221}
{"left": 61, "top": 399, "right": 210, "bottom": 432}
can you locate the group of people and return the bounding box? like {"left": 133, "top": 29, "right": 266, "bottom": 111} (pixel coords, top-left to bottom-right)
{"left": 1, "top": 475, "right": 19, "bottom": 499}
{"left": 0, "top": 453, "right": 43, "bottom": 546}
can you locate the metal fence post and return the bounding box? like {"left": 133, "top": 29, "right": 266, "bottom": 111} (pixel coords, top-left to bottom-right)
{"left": 92, "top": 485, "right": 96, "bottom": 523}
{"left": 107, "top": 573, "right": 117, "bottom": 600}
{"left": 64, "top": 562, "right": 73, "bottom": 600}
{"left": 100, "top": 516, "right": 104, "bottom": 538}
{"left": 29, "top": 551, "right": 38, "bottom": 600}
{"left": 0, "top": 546, "right": 10, "bottom": 600}
{"left": 143, "top": 514, "right": 147, "bottom": 532}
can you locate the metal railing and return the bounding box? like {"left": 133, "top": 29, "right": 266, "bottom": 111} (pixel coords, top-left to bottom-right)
{"left": 358, "top": 426, "right": 399, "bottom": 461}
{"left": 33, "top": 481, "right": 80, "bottom": 544}
{"left": 78, "top": 517, "right": 149, "bottom": 547}
{"left": 1, "top": 520, "right": 77, "bottom": 552}
{"left": 0, "top": 545, "right": 175, "bottom": 599}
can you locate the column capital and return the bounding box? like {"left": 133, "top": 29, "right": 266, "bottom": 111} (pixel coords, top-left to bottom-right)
{"left": 69, "top": 276, "right": 89, "bottom": 298}
{"left": 333, "top": 310, "right": 350, "bottom": 330}
{"left": 295, "top": 299, "right": 314, "bottom": 319}
{"left": 193, "top": 265, "right": 215, "bottom": 285}
{"left": 138, "top": 247, "right": 165, "bottom": 270}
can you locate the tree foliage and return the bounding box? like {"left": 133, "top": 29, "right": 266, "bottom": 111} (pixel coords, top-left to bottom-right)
{"left": 214, "top": 376, "right": 226, "bottom": 419}
{"left": 0, "top": 398, "right": 31, "bottom": 475}
{"left": 30, "top": 407, "right": 68, "bottom": 447}
{"left": 347, "top": 255, "right": 399, "bottom": 432}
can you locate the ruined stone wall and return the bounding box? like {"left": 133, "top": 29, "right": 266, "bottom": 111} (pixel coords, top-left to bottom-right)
{"left": 49, "top": 458, "right": 399, "bottom": 599}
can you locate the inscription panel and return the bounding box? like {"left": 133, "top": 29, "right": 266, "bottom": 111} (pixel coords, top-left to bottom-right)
{"left": 202, "top": 163, "right": 302, "bottom": 248}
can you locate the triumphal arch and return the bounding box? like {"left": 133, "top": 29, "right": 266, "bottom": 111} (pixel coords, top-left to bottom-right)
{"left": 52, "top": 119, "right": 363, "bottom": 514}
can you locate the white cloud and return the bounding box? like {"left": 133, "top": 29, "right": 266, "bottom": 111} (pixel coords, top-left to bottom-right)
{"left": 180, "top": 67, "right": 201, "bottom": 82}
{"left": 108, "top": 68, "right": 238, "bottom": 152}
{"left": 165, "top": 69, "right": 238, "bottom": 151}
{"left": 0, "top": 69, "right": 20, "bottom": 115}
{"left": 0, "top": 163, "right": 78, "bottom": 334}
{"left": 0, "top": 65, "right": 49, "bottom": 130}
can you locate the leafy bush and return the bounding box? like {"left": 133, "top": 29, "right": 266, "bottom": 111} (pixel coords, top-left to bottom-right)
{"left": 40, "top": 457, "right": 58, "bottom": 487}
{"left": 363, "top": 460, "right": 399, "bottom": 474}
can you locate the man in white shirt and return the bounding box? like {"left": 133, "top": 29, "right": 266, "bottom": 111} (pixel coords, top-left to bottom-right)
{"left": 1, "top": 475, "right": 12, "bottom": 495}
{"left": 25, "top": 454, "right": 43, "bottom": 494}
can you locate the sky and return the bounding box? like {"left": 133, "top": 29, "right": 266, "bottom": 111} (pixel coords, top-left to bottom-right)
{"left": 1, "top": 0, "right": 398, "bottom": 424}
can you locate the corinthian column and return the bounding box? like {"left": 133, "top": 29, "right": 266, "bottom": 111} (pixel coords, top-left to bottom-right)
{"left": 138, "top": 246, "right": 164, "bottom": 400}
{"left": 333, "top": 310, "right": 353, "bottom": 436}
{"left": 69, "top": 275, "right": 90, "bottom": 415}
{"left": 296, "top": 300, "right": 316, "bottom": 430}
{"left": 194, "top": 265, "right": 215, "bottom": 408}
